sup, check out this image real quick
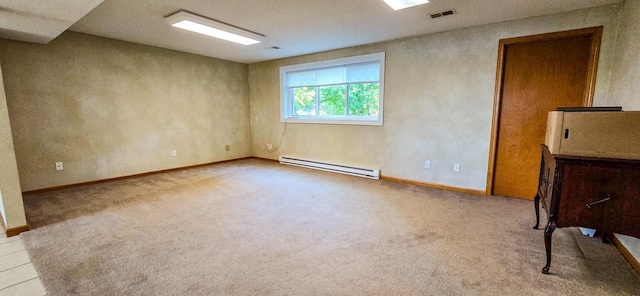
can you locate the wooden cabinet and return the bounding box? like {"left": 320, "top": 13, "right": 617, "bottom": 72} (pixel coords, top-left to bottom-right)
{"left": 534, "top": 145, "right": 640, "bottom": 274}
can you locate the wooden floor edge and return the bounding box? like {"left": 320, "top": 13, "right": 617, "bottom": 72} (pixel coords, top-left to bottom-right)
{"left": 6, "top": 225, "right": 29, "bottom": 237}
{"left": 253, "top": 158, "right": 485, "bottom": 195}
{"left": 22, "top": 157, "right": 253, "bottom": 195}
{"left": 380, "top": 176, "right": 485, "bottom": 195}
{"left": 251, "top": 156, "right": 279, "bottom": 162}
{"left": 611, "top": 234, "right": 640, "bottom": 275}
{"left": 1, "top": 214, "right": 29, "bottom": 237}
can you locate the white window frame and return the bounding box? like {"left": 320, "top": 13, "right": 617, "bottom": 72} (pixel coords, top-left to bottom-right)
{"left": 279, "top": 52, "right": 385, "bottom": 126}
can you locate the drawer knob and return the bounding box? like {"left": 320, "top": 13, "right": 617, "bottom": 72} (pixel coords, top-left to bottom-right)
{"left": 586, "top": 194, "right": 613, "bottom": 210}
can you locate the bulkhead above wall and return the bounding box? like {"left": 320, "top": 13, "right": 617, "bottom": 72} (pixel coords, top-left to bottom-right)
{"left": 0, "top": 0, "right": 103, "bottom": 44}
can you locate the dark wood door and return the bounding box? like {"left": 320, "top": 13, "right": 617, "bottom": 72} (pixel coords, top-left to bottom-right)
{"left": 491, "top": 28, "right": 601, "bottom": 200}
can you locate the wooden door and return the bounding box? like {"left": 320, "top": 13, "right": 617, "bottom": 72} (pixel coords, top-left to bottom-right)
{"left": 488, "top": 27, "right": 602, "bottom": 200}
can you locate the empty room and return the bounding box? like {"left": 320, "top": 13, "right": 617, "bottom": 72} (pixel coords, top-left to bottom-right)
{"left": 1, "top": 0, "right": 640, "bottom": 295}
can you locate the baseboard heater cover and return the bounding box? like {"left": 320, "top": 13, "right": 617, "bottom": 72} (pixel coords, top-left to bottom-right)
{"left": 279, "top": 156, "right": 380, "bottom": 179}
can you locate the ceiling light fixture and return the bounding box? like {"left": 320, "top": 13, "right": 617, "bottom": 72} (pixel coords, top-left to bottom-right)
{"left": 165, "top": 11, "right": 265, "bottom": 46}
{"left": 383, "top": 0, "right": 429, "bottom": 10}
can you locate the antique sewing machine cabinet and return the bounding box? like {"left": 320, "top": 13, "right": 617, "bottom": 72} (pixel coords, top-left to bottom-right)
{"left": 533, "top": 145, "right": 640, "bottom": 274}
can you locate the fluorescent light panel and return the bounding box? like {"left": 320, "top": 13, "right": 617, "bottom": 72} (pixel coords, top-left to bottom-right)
{"left": 165, "top": 11, "right": 265, "bottom": 45}
{"left": 383, "top": 0, "right": 429, "bottom": 10}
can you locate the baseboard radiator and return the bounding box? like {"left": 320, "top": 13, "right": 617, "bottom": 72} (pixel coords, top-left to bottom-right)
{"left": 279, "top": 156, "right": 379, "bottom": 179}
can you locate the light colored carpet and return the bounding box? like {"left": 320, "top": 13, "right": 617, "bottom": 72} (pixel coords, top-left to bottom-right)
{"left": 20, "top": 159, "right": 640, "bottom": 295}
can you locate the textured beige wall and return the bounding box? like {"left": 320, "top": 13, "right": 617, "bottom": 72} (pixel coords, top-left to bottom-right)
{"left": 0, "top": 63, "right": 27, "bottom": 229}
{"left": 249, "top": 5, "right": 621, "bottom": 191}
{"left": 609, "top": 1, "right": 640, "bottom": 109}
{"left": 0, "top": 32, "right": 252, "bottom": 191}
{"left": 608, "top": 0, "right": 640, "bottom": 265}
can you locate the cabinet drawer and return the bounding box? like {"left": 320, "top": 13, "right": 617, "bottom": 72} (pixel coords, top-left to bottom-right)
{"left": 556, "top": 163, "right": 640, "bottom": 237}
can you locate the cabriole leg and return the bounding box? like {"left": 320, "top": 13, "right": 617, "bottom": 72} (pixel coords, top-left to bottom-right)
{"left": 542, "top": 221, "right": 556, "bottom": 274}
{"left": 533, "top": 194, "right": 540, "bottom": 229}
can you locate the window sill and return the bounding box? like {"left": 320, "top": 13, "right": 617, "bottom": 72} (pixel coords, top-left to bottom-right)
{"left": 281, "top": 117, "right": 383, "bottom": 126}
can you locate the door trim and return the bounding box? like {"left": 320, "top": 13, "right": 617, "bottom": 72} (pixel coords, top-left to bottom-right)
{"left": 485, "top": 27, "right": 603, "bottom": 196}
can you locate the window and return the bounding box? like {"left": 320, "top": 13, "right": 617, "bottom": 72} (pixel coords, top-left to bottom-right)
{"left": 280, "top": 52, "right": 385, "bottom": 125}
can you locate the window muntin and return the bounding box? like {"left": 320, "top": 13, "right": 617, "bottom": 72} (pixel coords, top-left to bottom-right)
{"left": 280, "top": 53, "right": 385, "bottom": 125}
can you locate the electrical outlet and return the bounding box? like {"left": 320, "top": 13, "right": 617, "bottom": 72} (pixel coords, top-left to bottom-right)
{"left": 453, "top": 164, "right": 460, "bottom": 172}
{"left": 266, "top": 144, "right": 273, "bottom": 150}
{"left": 225, "top": 145, "right": 230, "bottom": 151}
{"left": 55, "top": 162, "right": 64, "bottom": 171}
{"left": 172, "top": 150, "right": 177, "bottom": 157}
{"left": 424, "top": 160, "right": 430, "bottom": 169}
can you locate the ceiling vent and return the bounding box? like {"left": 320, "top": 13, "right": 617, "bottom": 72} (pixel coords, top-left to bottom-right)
{"left": 430, "top": 9, "right": 456, "bottom": 19}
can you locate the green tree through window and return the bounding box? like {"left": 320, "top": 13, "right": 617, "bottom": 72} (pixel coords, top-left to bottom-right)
{"left": 319, "top": 85, "right": 346, "bottom": 116}
{"left": 348, "top": 83, "right": 379, "bottom": 116}
{"left": 293, "top": 87, "right": 316, "bottom": 116}
{"left": 292, "top": 83, "right": 380, "bottom": 117}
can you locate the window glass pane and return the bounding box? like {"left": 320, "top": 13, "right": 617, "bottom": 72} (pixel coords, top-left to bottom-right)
{"left": 315, "top": 66, "right": 345, "bottom": 85}
{"left": 348, "top": 83, "right": 379, "bottom": 116}
{"left": 319, "top": 85, "right": 346, "bottom": 116}
{"left": 292, "top": 87, "right": 316, "bottom": 116}
{"left": 346, "top": 62, "right": 380, "bottom": 83}
{"left": 287, "top": 70, "right": 315, "bottom": 87}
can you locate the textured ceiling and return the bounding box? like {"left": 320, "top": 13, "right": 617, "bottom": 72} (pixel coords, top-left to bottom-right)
{"left": 2, "top": 0, "right": 623, "bottom": 64}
